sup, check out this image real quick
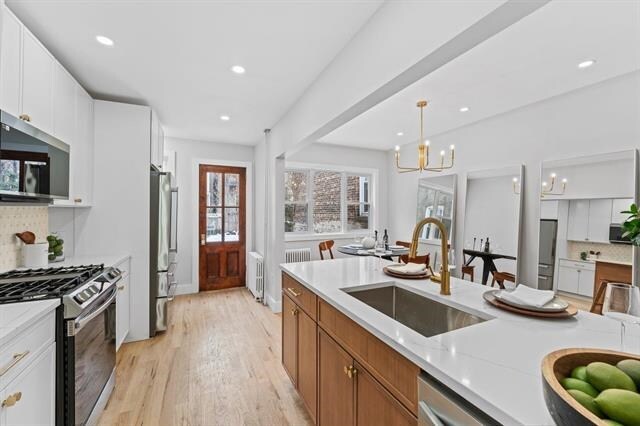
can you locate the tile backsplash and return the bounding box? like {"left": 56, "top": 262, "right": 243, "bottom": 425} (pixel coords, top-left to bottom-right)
{"left": 568, "top": 240, "right": 633, "bottom": 263}
{"left": 0, "top": 206, "right": 49, "bottom": 271}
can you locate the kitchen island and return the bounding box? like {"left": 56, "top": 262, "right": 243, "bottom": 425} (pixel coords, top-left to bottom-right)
{"left": 280, "top": 257, "right": 628, "bottom": 425}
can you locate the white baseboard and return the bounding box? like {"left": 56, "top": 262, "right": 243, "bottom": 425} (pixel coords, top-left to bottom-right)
{"left": 174, "top": 283, "right": 197, "bottom": 296}
{"left": 267, "top": 294, "right": 282, "bottom": 313}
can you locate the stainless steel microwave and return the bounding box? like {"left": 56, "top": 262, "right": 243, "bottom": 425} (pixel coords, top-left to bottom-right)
{"left": 609, "top": 223, "right": 632, "bottom": 245}
{"left": 0, "top": 110, "right": 69, "bottom": 202}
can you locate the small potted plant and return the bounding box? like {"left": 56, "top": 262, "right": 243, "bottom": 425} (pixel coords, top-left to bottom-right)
{"left": 580, "top": 251, "right": 588, "bottom": 261}
{"left": 622, "top": 203, "right": 640, "bottom": 246}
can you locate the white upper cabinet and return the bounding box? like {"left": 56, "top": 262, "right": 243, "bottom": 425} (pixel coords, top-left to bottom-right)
{"left": 540, "top": 200, "right": 559, "bottom": 220}
{"left": 72, "top": 85, "right": 94, "bottom": 205}
{"left": 0, "top": 7, "right": 22, "bottom": 117}
{"left": 587, "top": 199, "right": 612, "bottom": 243}
{"left": 567, "top": 199, "right": 590, "bottom": 241}
{"left": 21, "top": 28, "right": 54, "bottom": 134}
{"left": 53, "top": 63, "right": 77, "bottom": 146}
{"left": 566, "top": 199, "right": 613, "bottom": 243}
{"left": 611, "top": 198, "right": 634, "bottom": 224}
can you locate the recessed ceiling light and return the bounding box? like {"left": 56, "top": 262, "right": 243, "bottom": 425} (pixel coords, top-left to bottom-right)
{"left": 231, "top": 65, "right": 246, "bottom": 74}
{"left": 459, "top": 106, "right": 469, "bottom": 112}
{"left": 396, "top": 132, "right": 404, "bottom": 136}
{"left": 220, "top": 115, "right": 230, "bottom": 121}
{"left": 95, "top": 35, "right": 114, "bottom": 47}
{"left": 578, "top": 59, "right": 596, "bottom": 69}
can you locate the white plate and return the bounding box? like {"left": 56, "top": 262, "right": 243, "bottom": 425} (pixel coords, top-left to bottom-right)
{"left": 493, "top": 290, "right": 569, "bottom": 312}
{"left": 385, "top": 263, "right": 428, "bottom": 275}
{"left": 389, "top": 245, "right": 406, "bottom": 250}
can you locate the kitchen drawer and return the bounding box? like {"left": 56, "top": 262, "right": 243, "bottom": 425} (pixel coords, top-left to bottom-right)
{"left": 282, "top": 273, "right": 317, "bottom": 320}
{"left": 0, "top": 310, "right": 55, "bottom": 390}
{"left": 559, "top": 259, "right": 595, "bottom": 271}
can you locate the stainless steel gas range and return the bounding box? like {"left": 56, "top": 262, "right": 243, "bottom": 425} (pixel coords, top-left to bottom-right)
{"left": 0, "top": 264, "right": 123, "bottom": 425}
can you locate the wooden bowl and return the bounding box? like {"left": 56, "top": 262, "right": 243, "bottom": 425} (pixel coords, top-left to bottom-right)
{"left": 542, "top": 348, "right": 640, "bottom": 426}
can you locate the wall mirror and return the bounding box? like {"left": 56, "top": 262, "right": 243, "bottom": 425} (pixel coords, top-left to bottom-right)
{"left": 537, "top": 150, "right": 637, "bottom": 307}
{"left": 462, "top": 166, "right": 523, "bottom": 288}
{"left": 415, "top": 174, "right": 456, "bottom": 268}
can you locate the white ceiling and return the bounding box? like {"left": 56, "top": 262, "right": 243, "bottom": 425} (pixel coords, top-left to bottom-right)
{"left": 7, "top": 0, "right": 382, "bottom": 145}
{"left": 319, "top": 1, "right": 640, "bottom": 150}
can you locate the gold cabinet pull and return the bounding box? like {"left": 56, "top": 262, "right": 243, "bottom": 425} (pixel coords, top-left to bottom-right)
{"left": 74, "top": 198, "right": 82, "bottom": 203}
{"left": 290, "top": 308, "right": 298, "bottom": 316}
{"left": 0, "top": 351, "right": 29, "bottom": 377}
{"left": 200, "top": 234, "right": 205, "bottom": 246}
{"left": 344, "top": 365, "right": 357, "bottom": 379}
{"left": 1, "top": 391, "right": 22, "bottom": 408}
{"left": 287, "top": 287, "right": 301, "bottom": 297}
{"left": 19, "top": 114, "right": 31, "bottom": 122}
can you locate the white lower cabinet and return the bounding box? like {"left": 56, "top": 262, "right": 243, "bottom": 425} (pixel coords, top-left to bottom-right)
{"left": 116, "top": 272, "right": 130, "bottom": 350}
{"left": 115, "top": 258, "right": 131, "bottom": 350}
{"left": 557, "top": 266, "right": 579, "bottom": 294}
{"left": 578, "top": 268, "right": 595, "bottom": 297}
{"left": 557, "top": 260, "right": 595, "bottom": 297}
{"left": 0, "top": 343, "right": 55, "bottom": 426}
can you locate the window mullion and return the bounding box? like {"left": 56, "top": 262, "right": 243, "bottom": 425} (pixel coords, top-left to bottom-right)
{"left": 307, "top": 170, "right": 313, "bottom": 234}
{"left": 341, "top": 172, "right": 347, "bottom": 233}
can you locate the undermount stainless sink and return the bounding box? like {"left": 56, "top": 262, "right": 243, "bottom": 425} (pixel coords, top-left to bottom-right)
{"left": 344, "top": 284, "right": 485, "bottom": 338}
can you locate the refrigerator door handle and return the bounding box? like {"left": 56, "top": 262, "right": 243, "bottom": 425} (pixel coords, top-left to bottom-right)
{"left": 170, "top": 187, "right": 179, "bottom": 253}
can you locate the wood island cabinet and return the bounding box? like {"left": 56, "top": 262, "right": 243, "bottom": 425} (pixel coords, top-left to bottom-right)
{"left": 282, "top": 292, "right": 317, "bottom": 422}
{"left": 318, "top": 329, "right": 353, "bottom": 425}
{"left": 282, "top": 272, "right": 418, "bottom": 426}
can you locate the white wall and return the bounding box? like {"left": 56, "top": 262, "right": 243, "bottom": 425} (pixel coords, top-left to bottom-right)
{"left": 163, "top": 137, "right": 255, "bottom": 294}
{"left": 389, "top": 71, "right": 640, "bottom": 288}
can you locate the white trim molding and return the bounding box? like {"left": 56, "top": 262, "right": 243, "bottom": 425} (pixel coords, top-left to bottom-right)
{"left": 190, "top": 158, "right": 254, "bottom": 293}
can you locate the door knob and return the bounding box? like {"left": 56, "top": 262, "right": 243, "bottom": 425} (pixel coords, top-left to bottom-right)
{"left": 200, "top": 234, "right": 205, "bottom": 246}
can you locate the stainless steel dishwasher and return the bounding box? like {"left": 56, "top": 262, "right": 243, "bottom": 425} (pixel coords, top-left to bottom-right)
{"left": 418, "top": 372, "right": 500, "bottom": 426}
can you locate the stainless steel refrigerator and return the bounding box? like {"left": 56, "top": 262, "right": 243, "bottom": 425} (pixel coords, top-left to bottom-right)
{"left": 538, "top": 219, "right": 557, "bottom": 291}
{"left": 150, "top": 167, "right": 178, "bottom": 336}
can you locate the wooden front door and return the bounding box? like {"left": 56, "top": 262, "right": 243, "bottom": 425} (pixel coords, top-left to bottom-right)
{"left": 199, "top": 165, "right": 246, "bottom": 291}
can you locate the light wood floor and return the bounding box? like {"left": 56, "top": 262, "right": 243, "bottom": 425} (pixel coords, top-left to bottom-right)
{"left": 99, "top": 288, "right": 312, "bottom": 426}
{"left": 558, "top": 292, "right": 593, "bottom": 311}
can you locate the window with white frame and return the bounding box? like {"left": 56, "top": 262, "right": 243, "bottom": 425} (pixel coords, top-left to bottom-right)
{"left": 284, "top": 167, "right": 372, "bottom": 235}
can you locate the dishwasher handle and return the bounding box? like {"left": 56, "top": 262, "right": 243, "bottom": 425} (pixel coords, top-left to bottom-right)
{"left": 419, "top": 401, "right": 445, "bottom": 426}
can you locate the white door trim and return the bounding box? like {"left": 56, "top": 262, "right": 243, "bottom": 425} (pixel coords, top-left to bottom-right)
{"left": 191, "top": 158, "right": 253, "bottom": 293}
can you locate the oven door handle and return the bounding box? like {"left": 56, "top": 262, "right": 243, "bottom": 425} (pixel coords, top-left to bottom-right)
{"left": 72, "top": 287, "right": 117, "bottom": 335}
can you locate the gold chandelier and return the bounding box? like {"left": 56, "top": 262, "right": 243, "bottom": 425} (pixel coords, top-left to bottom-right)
{"left": 540, "top": 173, "right": 567, "bottom": 197}
{"left": 394, "top": 100, "right": 455, "bottom": 173}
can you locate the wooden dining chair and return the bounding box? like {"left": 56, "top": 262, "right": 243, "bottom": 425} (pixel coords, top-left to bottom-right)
{"left": 590, "top": 279, "right": 632, "bottom": 315}
{"left": 395, "top": 241, "right": 430, "bottom": 267}
{"left": 461, "top": 252, "right": 475, "bottom": 282}
{"left": 491, "top": 271, "right": 515, "bottom": 289}
{"left": 318, "top": 240, "right": 335, "bottom": 260}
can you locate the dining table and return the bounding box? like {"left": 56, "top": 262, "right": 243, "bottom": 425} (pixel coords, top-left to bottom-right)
{"left": 463, "top": 249, "right": 516, "bottom": 285}
{"left": 337, "top": 244, "right": 409, "bottom": 261}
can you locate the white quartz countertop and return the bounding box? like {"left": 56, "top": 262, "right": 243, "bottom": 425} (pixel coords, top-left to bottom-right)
{"left": 0, "top": 299, "right": 59, "bottom": 347}
{"left": 50, "top": 254, "right": 131, "bottom": 269}
{"left": 281, "top": 257, "right": 630, "bottom": 426}
{"left": 595, "top": 258, "right": 633, "bottom": 266}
